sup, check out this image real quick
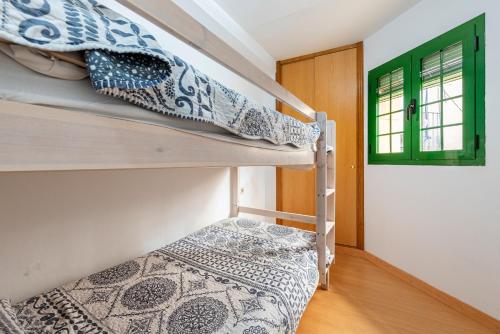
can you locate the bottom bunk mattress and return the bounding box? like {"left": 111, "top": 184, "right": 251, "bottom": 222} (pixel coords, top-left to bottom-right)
{"left": 0, "top": 218, "right": 319, "bottom": 334}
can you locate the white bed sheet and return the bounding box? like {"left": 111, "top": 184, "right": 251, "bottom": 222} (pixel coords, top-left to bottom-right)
{"left": 0, "top": 52, "right": 311, "bottom": 152}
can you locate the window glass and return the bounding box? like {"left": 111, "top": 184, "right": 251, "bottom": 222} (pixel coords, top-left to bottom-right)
{"left": 376, "top": 68, "right": 405, "bottom": 153}
{"left": 419, "top": 42, "right": 463, "bottom": 152}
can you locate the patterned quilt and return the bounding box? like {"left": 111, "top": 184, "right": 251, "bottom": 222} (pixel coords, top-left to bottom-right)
{"left": 0, "top": 0, "right": 319, "bottom": 147}
{"left": 0, "top": 218, "right": 319, "bottom": 334}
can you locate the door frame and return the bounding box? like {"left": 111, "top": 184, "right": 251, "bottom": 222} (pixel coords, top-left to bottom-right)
{"left": 276, "top": 42, "right": 365, "bottom": 250}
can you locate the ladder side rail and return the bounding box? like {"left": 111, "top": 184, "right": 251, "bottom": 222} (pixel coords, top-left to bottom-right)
{"left": 316, "top": 112, "right": 328, "bottom": 290}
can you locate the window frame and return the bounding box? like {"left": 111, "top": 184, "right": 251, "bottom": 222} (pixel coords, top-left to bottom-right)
{"left": 368, "top": 14, "right": 485, "bottom": 166}
{"left": 368, "top": 55, "right": 412, "bottom": 162}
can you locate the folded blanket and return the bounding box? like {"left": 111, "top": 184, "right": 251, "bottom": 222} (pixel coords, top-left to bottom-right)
{"left": 0, "top": 0, "right": 319, "bottom": 147}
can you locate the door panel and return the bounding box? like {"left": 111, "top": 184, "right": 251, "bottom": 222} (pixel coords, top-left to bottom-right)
{"left": 277, "top": 46, "right": 361, "bottom": 245}
{"left": 278, "top": 59, "right": 316, "bottom": 231}
{"left": 314, "top": 49, "right": 358, "bottom": 246}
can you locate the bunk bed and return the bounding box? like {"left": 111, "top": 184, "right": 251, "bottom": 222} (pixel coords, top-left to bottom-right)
{"left": 0, "top": 0, "right": 336, "bottom": 333}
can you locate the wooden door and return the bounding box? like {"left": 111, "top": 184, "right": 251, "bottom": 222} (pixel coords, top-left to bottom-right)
{"left": 315, "top": 48, "right": 358, "bottom": 246}
{"left": 276, "top": 59, "right": 316, "bottom": 231}
{"left": 277, "top": 44, "right": 363, "bottom": 246}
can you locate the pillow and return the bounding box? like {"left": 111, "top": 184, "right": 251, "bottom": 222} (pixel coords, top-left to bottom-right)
{"left": 0, "top": 43, "right": 88, "bottom": 80}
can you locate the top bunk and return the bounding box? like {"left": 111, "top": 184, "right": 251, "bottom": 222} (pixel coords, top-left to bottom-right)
{"left": 0, "top": 0, "right": 330, "bottom": 172}
{"left": 0, "top": 99, "right": 317, "bottom": 171}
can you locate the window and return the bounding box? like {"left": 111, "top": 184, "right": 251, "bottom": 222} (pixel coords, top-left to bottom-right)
{"left": 368, "top": 14, "right": 485, "bottom": 165}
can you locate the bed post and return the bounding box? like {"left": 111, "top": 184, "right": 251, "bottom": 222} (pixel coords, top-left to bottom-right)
{"left": 326, "top": 120, "right": 336, "bottom": 269}
{"left": 230, "top": 167, "right": 239, "bottom": 217}
{"left": 316, "top": 112, "right": 328, "bottom": 290}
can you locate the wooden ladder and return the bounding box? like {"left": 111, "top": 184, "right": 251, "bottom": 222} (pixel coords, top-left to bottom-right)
{"left": 229, "top": 112, "right": 336, "bottom": 290}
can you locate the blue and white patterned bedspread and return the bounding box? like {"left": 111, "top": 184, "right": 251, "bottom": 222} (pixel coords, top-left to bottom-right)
{"left": 0, "top": 0, "right": 320, "bottom": 147}
{"left": 0, "top": 218, "right": 319, "bottom": 333}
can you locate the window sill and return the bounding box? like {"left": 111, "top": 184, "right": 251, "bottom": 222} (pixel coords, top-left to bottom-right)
{"left": 368, "top": 158, "right": 485, "bottom": 166}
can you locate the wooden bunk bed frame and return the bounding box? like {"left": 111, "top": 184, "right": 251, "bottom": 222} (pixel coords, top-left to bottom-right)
{"left": 0, "top": 0, "right": 336, "bottom": 289}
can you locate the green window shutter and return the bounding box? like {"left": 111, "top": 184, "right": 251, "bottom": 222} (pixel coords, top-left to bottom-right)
{"left": 368, "top": 55, "right": 412, "bottom": 163}
{"left": 367, "top": 13, "right": 485, "bottom": 166}
{"left": 411, "top": 21, "right": 476, "bottom": 162}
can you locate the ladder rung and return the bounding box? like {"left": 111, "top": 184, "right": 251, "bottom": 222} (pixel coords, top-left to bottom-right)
{"left": 316, "top": 221, "right": 334, "bottom": 234}
{"left": 326, "top": 253, "right": 335, "bottom": 268}
{"left": 238, "top": 206, "right": 316, "bottom": 224}
{"left": 326, "top": 220, "right": 335, "bottom": 234}
{"left": 326, "top": 188, "right": 335, "bottom": 197}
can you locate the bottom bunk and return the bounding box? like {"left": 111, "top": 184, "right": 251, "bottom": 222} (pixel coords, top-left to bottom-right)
{"left": 0, "top": 218, "right": 320, "bottom": 334}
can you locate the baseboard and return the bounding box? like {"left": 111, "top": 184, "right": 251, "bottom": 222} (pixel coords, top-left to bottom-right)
{"left": 335, "top": 244, "right": 365, "bottom": 257}
{"left": 335, "top": 245, "right": 500, "bottom": 332}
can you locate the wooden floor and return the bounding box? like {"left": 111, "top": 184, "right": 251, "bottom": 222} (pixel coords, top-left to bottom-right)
{"left": 297, "top": 252, "right": 497, "bottom": 334}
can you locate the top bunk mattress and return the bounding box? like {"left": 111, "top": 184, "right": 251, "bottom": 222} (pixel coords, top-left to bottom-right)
{"left": 0, "top": 52, "right": 313, "bottom": 152}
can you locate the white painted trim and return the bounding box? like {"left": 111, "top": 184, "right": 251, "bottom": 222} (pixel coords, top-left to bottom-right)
{"left": 229, "top": 167, "right": 239, "bottom": 217}
{"left": 239, "top": 206, "right": 316, "bottom": 224}
{"left": 0, "top": 101, "right": 315, "bottom": 172}
{"left": 315, "top": 112, "right": 329, "bottom": 289}
{"left": 239, "top": 206, "right": 334, "bottom": 230}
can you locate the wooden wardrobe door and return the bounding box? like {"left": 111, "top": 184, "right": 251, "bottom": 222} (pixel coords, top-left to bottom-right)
{"left": 277, "top": 59, "right": 316, "bottom": 230}
{"left": 315, "top": 49, "right": 358, "bottom": 246}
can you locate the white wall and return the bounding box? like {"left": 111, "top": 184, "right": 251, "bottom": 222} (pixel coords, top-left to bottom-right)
{"left": 175, "top": 0, "right": 276, "bottom": 76}
{"left": 0, "top": 1, "right": 276, "bottom": 303}
{"left": 364, "top": 0, "right": 500, "bottom": 319}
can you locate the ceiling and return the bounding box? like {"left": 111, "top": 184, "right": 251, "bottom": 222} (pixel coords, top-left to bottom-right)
{"left": 214, "top": 0, "right": 421, "bottom": 60}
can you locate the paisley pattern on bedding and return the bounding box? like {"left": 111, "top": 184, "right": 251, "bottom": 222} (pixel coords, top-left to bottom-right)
{"left": 86, "top": 50, "right": 320, "bottom": 146}
{"left": 4, "top": 218, "right": 319, "bottom": 334}
{"left": 0, "top": 1, "right": 168, "bottom": 62}
{"left": 0, "top": 0, "right": 320, "bottom": 146}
